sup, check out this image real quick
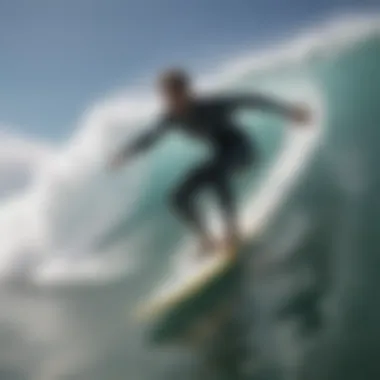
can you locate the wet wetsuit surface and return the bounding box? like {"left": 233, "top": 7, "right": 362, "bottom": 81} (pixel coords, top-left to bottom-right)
{"left": 126, "top": 94, "right": 288, "bottom": 237}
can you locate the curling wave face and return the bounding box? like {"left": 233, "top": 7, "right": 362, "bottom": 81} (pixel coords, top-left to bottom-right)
{"left": 0, "top": 13, "right": 379, "bottom": 380}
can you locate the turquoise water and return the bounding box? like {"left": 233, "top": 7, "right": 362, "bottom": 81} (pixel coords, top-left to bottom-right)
{"left": 1, "top": 19, "right": 380, "bottom": 380}
{"left": 94, "top": 34, "right": 380, "bottom": 379}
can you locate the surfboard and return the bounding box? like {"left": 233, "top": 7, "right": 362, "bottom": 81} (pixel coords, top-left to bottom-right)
{"left": 137, "top": 248, "right": 235, "bottom": 317}
{"left": 135, "top": 245, "right": 246, "bottom": 344}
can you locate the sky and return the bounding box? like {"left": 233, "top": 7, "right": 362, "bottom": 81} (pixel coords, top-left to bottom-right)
{"left": 0, "top": 0, "right": 379, "bottom": 141}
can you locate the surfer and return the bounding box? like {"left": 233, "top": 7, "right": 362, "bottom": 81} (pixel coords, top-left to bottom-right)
{"left": 110, "top": 69, "right": 310, "bottom": 254}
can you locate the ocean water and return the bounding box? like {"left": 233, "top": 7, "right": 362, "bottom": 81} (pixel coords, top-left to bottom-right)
{"left": 0, "top": 14, "right": 380, "bottom": 380}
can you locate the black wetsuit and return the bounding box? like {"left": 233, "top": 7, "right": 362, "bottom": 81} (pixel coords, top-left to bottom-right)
{"left": 124, "top": 94, "right": 290, "bottom": 237}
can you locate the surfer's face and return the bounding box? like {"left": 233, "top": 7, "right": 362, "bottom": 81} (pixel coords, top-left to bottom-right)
{"left": 160, "top": 82, "right": 192, "bottom": 115}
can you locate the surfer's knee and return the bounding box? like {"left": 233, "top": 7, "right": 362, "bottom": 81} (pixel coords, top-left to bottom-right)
{"left": 169, "top": 167, "right": 208, "bottom": 219}
{"left": 170, "top": 184, "right": 199, "bottom": 218}
{"left": 170, "top": 188, "right": 189, "bottom": 216}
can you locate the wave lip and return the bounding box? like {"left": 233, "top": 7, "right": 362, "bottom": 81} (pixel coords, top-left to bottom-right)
{"left": 200, "top": 13, "right": 380, "bottom": 89}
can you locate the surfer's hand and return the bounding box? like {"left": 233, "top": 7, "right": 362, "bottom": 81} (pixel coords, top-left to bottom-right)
{"left": 289, "top": 104, "right": 312, "bottom": 125}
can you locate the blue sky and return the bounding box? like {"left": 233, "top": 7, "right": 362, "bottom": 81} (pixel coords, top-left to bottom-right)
{"left": 0, "top": 0, "right": 378, "bottom": 140}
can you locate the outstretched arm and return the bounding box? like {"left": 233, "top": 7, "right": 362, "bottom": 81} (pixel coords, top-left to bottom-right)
{"left": 225, "top": 94, "right": 311, "bottom": 123}
{"left": 109, "top": 119, "right": 169, "bottom": 169}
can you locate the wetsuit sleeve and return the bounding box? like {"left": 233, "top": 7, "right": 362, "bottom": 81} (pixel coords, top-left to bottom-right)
{"left": 120, "top": 117, "right": 170, "bottom": 159}
{"left": 223, "top": 94, "right": 293, "bottom": 117}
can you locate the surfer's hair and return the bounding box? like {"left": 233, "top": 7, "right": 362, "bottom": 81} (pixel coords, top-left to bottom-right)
{"left": 159, "top": 68, "right": 190, "bottom": 91}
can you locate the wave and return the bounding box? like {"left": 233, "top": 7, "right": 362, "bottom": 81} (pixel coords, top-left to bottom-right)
{"left": 0, "top": 13, "right": 378, "bottom": 286}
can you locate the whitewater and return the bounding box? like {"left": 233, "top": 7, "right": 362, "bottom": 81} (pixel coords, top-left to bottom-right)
{"left": 0, "top": 13, "right": 379, "bottom": 380}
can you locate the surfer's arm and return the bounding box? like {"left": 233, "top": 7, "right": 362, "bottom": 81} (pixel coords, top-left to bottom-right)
{"left": 110, "top": 119, "right": 169, "bottom": 168}
{"left": 124, "top": 123, "right": 167, "bottom": 157}
{"left": 224, "top": 94, "right": 310, "bottom": 123}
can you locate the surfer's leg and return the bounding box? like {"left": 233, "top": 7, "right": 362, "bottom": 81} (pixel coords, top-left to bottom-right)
{"left": 213, "top": 166, "right": 239, "bottom": 248}
{"left": 170, "top": 163, "right": 214, "bottom": 249}
{"left": 210, "top": 145, "right": 254, "bottom": 249}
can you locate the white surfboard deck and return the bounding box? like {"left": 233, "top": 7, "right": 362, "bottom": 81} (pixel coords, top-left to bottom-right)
{"left": 135, "top": 116, "right": 322, "bottom": 322}
{"left": 136, "top": 247, "right": 237, "bottom": 320}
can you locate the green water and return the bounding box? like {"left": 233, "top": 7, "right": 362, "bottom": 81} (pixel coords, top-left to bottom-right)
{"left": 83, "top": 35, "right": 380, "bottom": 379}
{"left": 14, "top": 35, "right": 378, "bottom": 380}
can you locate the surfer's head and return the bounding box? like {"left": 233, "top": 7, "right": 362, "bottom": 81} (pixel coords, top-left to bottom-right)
{"left": 158, "top": 68, "right": 192, "bottom": 114}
